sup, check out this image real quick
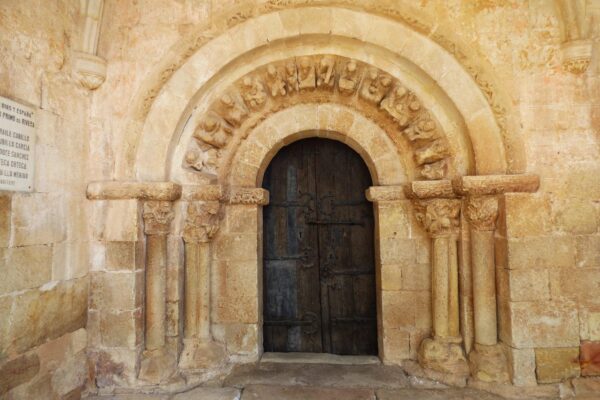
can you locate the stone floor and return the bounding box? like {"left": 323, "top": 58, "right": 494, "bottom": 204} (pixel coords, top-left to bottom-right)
{"left": 85, "top": 358, "right": 600, "bottom": 400}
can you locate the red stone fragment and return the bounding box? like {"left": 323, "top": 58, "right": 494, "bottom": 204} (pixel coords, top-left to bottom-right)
{"left": 580, "top": 341, "right": 600, "bottom": 376}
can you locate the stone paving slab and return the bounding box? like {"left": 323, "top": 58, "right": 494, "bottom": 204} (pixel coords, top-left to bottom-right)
{"left": 376, "top": 388, "right": 506, "bottom": 400}
{"left": 224, "top": 362, "right": 409, "bottom": 389}
{"left": 241, "top": 384, "right": 376, "bottom": 400}
{"left": 172, "top": 387, "right": 241, "bottom": 399}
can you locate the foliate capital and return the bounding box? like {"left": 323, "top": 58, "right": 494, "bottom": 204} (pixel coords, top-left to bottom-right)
{"left": 466, "top": 196, "right": 498, "bottom": 231}
{"left": 183, "top": 201, "right": 220, "bottom": 243}
{"left": 143, "top": 201, "right": 174, "bottom": 235}
{"left": 413, "top": 198, "right": 461, "bottom": 237}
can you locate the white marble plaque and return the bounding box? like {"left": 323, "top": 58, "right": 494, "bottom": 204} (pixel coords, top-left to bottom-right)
{"left": 0, "top": 96, "right": 35, "bottom": 192}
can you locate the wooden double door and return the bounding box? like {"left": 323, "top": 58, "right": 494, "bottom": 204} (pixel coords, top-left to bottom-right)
{"left": 262, "top": 138, "right": 377, "bottom": 355}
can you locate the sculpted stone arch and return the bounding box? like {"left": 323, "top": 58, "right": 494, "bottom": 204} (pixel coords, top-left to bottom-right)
{"left": 128, "top": 7, "right": 524, "bottom": 182}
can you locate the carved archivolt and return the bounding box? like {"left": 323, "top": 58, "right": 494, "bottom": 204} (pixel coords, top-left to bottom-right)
{"left": 183, "top": 55, "right": 455, "bottom": 182}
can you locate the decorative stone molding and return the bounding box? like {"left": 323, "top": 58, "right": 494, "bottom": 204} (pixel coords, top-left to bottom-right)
{"left": 452, "top": 174, "right": 539, "bottom": 196}
{"left": 86, "top": 181, "right": 182, "bottom": 200}
{"left": 413, "top": 199, "right": 461, "bottom": 237}
{"left": 466, "top": 196, "right": 499, "bottom": 231}
{"left": 405, "top": 180, "right": 455, "bottom": 199}
{"left": 225, "top": 187, "right": 269, "bottom": 205}
{"left": 183, "top": 55, "right": 453, "bottom": 181}
{"left": 73, "top": 0, "right": 107, "bottom": 89}
{"left": 561, "top": 39, "right": 593, "bottom": 74}
{"left": 142, "top": 201, "right": 175, "bottom": 236}
{"left": 182, "top": 202, "right": 220, "bottom": 244}
{"left": 182, "top": 185, "right": 223, "bottom": 201}
{"left": 365, "top": 186, "right": 406, "bottom": 202}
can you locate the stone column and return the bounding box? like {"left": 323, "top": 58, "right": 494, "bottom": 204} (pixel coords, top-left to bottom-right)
{"left": 139, "top": 201, "right": 176, "bottom": 383}
{"left": 414, "top": 198, "right": 469, "bottom": 377}
{"left": 179, "top": 201, "right": 225, "bottom": 370}
{"left": 466, "top": 196, "right": 509, "bottom": 383}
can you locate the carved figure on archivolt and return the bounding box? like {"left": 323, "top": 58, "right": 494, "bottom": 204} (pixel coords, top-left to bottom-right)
{"left": 298, "top": 57, "right": 316, "bottom": 91}
{"left": 317, "top": 56, "right": 336, "bottom": 90}
{"left": 217, "top": 93, "right": 248, "bottom": 126}
{"left": 360, "top": 67, "right": 392, "bottom": 104}
{"left": 265, "top": 64, "right": 287, "bottom": 97}
{"left": 193, "top": 114, "right": 233, "bottom": 148}
{"left": 241, "top": 76, "right": 267, "bottom": 110}
{"left": 338, "top": 59, "right": 361, "bottom": 95}
{"left": 380, "top": 85, "right": 410, "bottom": 128}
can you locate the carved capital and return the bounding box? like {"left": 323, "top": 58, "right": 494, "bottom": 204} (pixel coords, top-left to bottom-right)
{"left": 183, "top": 202, "right": 220, "bottom": 243}
{"left": 413, "top": 198, "right": 461, "bottom": 237}
{"left": 143, "top": 201, "right": 174, "bottom": 236}
{"left": 466, "top": 196, "right": 498, "bottom": 231}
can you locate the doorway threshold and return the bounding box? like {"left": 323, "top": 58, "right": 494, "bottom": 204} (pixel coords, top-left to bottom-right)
{"left": 261, "top": 352, "right": 381, "bottom": 365}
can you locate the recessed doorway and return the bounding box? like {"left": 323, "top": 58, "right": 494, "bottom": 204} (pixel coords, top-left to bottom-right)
{"left": 262, "top": 138, "right": 377, "bottom": 355}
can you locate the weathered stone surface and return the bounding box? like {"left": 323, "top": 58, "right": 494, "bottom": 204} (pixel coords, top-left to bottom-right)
{"left": 580, "top": 341, "right": 600, "bottom": 376}
{"left": 366, "top": 186, "right": 405, "bottom": 202}
{"left": 376, "top": 388, "right": 505, "bottom": 400}
{"left": 172, "top": 386, "right": 241, "bottom": 400}
{"left": 87, "top": 181, "right": 182, "bottom": 200}
{"left": 105, "top": 241, "right": 138, "bottom": 270}
{"left": 576, "top": 235, "right": 600, "bottom": 268}
{"left": 507, "top": 268, "right": 550, "bottom": 302}
{"left": 503, "top": 345, "right": 537, "bottom": 387}
{"left": 507, "top": 236, "right": 576, "bottom": 269}
{"left": 0, "top": 245, "right": 53, "bottom": 295}
{"left": 0, "top": 195, "right": 10, "bottom": 247}
{"left": 417, "top": 338, "right": 469, "bottom": 377}
{"left": 535, "top": 347, "right": 580, "bottom": 383}
{"left": 453, "top": 175, "right": 540, "bottom": 196}
{"left": 507, "top": 300, "right": 580, "bottom": 348}
{"left": 0, "top": 353, "right": 40, "bottom": 395}
{"left": 6, "top": 278, "right": 88, "bottom": 354}
{"left": 242, "top": 385, "right": 375, "bottom": 400}
{"left": 11, "top": 193, "right": 67, "bottom": 246}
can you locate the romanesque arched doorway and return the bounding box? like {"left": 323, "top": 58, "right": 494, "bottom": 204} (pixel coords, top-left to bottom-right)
{"left": 262, "top": 138, "right": 377, "bottom": 355}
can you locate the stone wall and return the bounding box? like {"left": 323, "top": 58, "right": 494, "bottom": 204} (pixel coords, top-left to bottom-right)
{"left": 0, "top": 1, "right": 91, "bottom": 398}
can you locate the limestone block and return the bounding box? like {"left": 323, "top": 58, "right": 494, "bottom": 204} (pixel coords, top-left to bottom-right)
{"left": 378, "top": 238, "right": 416, "bottom": 265}
{"left": 50, "top": 351, "right": 87, "bottom": 397}
{"left": 215, "top": 233, "right": 258, "bottom": 262}
{"left": 11, "top": 193, "right": 66, "bottom": 246}
{"left": 0, "top": 245, "right": 52, "bottom": 295}
{"left": 96, "top": 200, "right": 140, "bottom": 242}
{"left": 172, "top": 387, "right": 241, "bottom": 400}
{"left": 580, "top": 341, "right": 600, "bottom": 376}
{"left": 0, "top": 296, "right": 13, "bottom": 356}
{"left": 215, "top": 292, "right": 258, "bottom": 324}
{"left": 508, "top": 268, "right": 550, "bottom": 302}
{"left": 535, "top": 347, "right": 580, "bottom": 383}
{"left": 224, "top": 260, "right": 258, "bottom": 300}
{"left": 382, "top": 328, "right": 410, "bottom": 364}
{"left": 504, "top": 193, "right": 550, "bottom": 238}
{"left": 382, "top": 291, "right": 416, "bottom": 329}
{"left": 576, "top": 235, "right": 600, "bottom": 268}
{"left": 0, "top": 195, "right": 10, "bottom": 247}
{"left": 7, "top": 278, "right": 88, "bottom": 354}
{"left": 401, "top": 263, "right": 431, "bottom": 291}
{"left": 375, "top": 201, "right": 411, "bottom": 239}
{"left": 105, "top": 241, "right": 137, "bottom": 270}
{"left": 216, "top": 323, "right": 259, "bottom": 356}
{"left": 0, "top": 353, "right": 40, "bottom": 396}
{"left": 507, "top": 236, "right": 575, "bottom": 269}
{"left": 553, "top": 198, "right": 598, "bottom": 234}
{"left": 51, "top": 241, "right": 88, "bottom": 281}
{"left": 226, "top": 205, "right": 258, "bottom": 234}
{"left": 550, "top": 268, "right": 600, "bottom": 305}
{"left": 100, "top": 309, "right": 143, "bottom": 348}
{"left": 381, "top": 264, "right": 402, "bottom": 291}
{"left": 89, "top": 348, "right": 140, "bottom": 388}
{"left": 504, "top": 345, "right": 537, "bottom": 387}
{"left": 590, "top": 312, "right": 600, "bottom": 340}
{"left": 86, "top": 181, "right": 182, "bottom": 201}
{"left": 90, "top": 271, "right": 143, "bottom": 311}
{"left": 508, "top": 300, "right": 580, "bottom": 348}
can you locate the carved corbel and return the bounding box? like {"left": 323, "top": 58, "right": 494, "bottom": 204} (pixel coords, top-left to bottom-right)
{"left": 73, "top": 0, "right": 107, "bottom": 89}
{"left": 183, "top": 202, "right": 220, "bottom": 243}
{"left": 414, "top": 198, "right": 461, "bottom": 238}
{"left": 143, "top": 201, "right": 175, "bottom": 236}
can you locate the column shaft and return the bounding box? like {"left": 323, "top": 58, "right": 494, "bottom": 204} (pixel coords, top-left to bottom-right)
{"left": 198, "top": 241, "right": 211, "bottom": 341}
{"left": 184, "top": 242, "right": 200, "bottom": 339}
{"left": 432, "top": 236, "right": 450, "bottom": 339}
{"left": 145, "top": 234, "right": 167, "bottom": 350}
{"left": 471, "top": 229, "right": 498, "bottom": 346}
{"left": 448, "top": 235, "right": 460, "bottom": 338}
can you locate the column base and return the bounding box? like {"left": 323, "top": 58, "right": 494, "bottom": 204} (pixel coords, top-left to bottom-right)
{"left": 179, "top": 339, "right": 227, "bottom": 371}
{"left": 469, "top": 343, "right": 510, "bottom": 383}
{"left": 418, "top": 337, "right": 469, "bottom": 377}
{"left": 138, "top": 348, "right": 177, "bottom": 384}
